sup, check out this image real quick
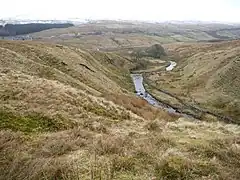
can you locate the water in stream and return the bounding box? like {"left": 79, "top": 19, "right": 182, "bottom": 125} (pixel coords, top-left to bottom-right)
{"left": 166, "top": 61, "right": 177, "bottom": 71}
{"left": 131, "top": 74, "right": 178, "bottom": 114}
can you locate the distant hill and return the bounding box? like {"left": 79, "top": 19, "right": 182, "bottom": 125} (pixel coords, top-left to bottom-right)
{"left": 0, "top": 23, "right": 74, "bottom": 36}
{"left": 27, "top": 21, "right": 240, "bottom": 50}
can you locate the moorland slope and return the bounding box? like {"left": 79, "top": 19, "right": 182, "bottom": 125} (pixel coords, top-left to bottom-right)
{"left": 0, "top": 39, "right": 240, "bottom": 180}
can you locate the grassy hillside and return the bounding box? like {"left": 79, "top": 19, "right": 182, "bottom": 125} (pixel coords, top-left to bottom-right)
{"left": 0, "top": 40, "right": 240, "bottom": 180}
{"left": 146, "top": 40, "right": 240, "bottom": 121}
{"left": 31, "top": 21, "right": 240, "bottom": 50}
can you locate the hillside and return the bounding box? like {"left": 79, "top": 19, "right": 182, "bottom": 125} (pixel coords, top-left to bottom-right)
{"left": 0, "top": 40, "right": 240, "bottom": 180}
{"left": 30, "top": 21, "right": 240, "bottom": 50}
{"left": 146, "top": 40, "right": 240, "bottom": 122}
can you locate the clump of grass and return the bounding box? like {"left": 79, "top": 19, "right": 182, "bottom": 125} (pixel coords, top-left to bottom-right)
{"left": 94, "top": 135, "right": 131, "bottom": 156}
{"left": 0, "top": 110, "right": 74, "bottom": 133}
{"left": 111, "top": 156, "right": 136, "bottom": 172}
{"left": 145, "top": 120, "right": 162, "bottom": 131}
{"left": 82, "top": 120, "right": 108, "bottom": 133}
{"left": 154, "top": 156, "right": 218, "bottom": 180}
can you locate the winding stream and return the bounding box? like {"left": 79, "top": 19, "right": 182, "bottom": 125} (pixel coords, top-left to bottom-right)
{"left": 131, "top": 61, "right": 236, "bottom": 123}
{"left": 131, "top": 74, "right": 179, "bottom": 115}
{"left": 131, "top": 61, "right": 188, "bottom": 116}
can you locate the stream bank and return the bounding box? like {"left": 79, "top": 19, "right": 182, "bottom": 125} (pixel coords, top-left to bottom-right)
{"left": 131, "top": 74, "right": 188, "bottom": 117}
{"left": 131, "top": 61, "right": 237, "bottom": 124}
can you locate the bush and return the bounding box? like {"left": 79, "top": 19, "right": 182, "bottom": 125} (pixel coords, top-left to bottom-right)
{"left": 133, "top": 44, "right": 167, "bottom": 59}
{"left": 145, "top": 44, "right": 167, "bottom": 58}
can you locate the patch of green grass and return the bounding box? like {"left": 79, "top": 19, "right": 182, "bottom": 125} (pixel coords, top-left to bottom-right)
{"left": 0, "top": 110, "right": 73, "bottom": 133}
{"left": 83, "top": 104, "right": 130, "bottom": 120}
{"left": 154, "top": 156, "right": 218, "bottom": 180}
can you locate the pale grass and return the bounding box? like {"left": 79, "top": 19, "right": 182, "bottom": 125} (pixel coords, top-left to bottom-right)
{"left": 0, "top": 40, "right": 130, "bottom": 94}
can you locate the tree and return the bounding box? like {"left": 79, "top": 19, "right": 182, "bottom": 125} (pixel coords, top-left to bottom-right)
{"left": 145, "top": 44, "right": 166, "bottom": 58}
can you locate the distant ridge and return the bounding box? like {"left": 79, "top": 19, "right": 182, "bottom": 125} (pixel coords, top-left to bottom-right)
{"left": 0, "top": 23, "right": 74, "bottom": 36}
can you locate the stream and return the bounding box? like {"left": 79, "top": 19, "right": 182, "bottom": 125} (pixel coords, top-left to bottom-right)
{"left": 131, "top": 61, "right": 189, "bottom": 116}
{"left": 131, "top": 74, "right": 180, "bottom": 115}
{"left": 166, "top": 61, "right": 177, "bottom": 71}
{"left": 131, "top": 61, "right": 236, "bottom": 123}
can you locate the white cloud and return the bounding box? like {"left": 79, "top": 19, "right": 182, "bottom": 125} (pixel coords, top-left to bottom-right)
{"left": 1, "top": 0, "right": 240, "bottom": 22}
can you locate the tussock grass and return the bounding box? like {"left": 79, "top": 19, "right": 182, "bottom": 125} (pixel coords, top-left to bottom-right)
{"left": 1, "top": 117, "right": 240, "bottom": 179}
{"left": 154, "top": 155, "right": 219, "bottom": 180}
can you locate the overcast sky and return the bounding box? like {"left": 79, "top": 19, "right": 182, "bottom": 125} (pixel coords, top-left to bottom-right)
{"left": 1, "top": 0, "right": 240, "bottom": 22}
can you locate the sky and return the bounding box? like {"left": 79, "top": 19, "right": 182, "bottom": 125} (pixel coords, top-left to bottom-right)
{"left": 1, "top": 0, "right": 240, "bottom": 22}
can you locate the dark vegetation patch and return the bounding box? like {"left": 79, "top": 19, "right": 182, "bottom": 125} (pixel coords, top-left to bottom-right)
{"left": 0, "top": 23, "right": 73, "bottom": 36}
{"left": 0, "top": 110, "right": 74, "bottom": 133}
{"left": 132, "top": 44, "right": 167, "bottom": 59}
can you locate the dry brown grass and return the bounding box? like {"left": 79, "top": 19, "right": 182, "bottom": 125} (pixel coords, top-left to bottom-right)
{"left": 105, "top": 93, "right": 178, "bottom": 121}
{"left": 0, "top": 40, "right": 240, "bottom": 180}
{"left": 1, "top": 117, "right": 239, "bottom": 180}
{"left": 0, "top": 40, "right": 133, "bottom": 95}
